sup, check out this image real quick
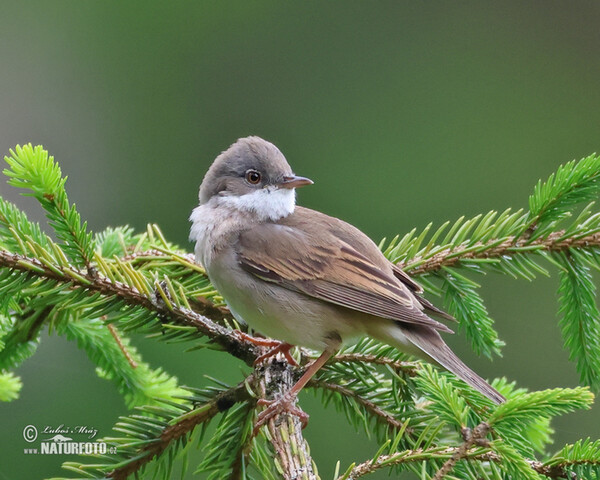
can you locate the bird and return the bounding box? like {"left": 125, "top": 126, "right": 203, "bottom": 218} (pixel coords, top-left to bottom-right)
{"left": 189, "top": 136, "right": 504, "bottom": 431}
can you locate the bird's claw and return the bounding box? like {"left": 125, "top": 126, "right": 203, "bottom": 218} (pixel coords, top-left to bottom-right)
{"left": 233, "top": 331, "right": 298, "bottom": 367}
{"left": 253, "top": 394, "right": 309, "bottom": 436}
{"left": 254, "top": 342, "right": 298, "bottom": 367}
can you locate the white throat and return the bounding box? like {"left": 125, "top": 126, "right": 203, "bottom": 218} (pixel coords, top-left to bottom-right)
{"left": 189, "top": 187, "right": 296, "bottom": 269}
{"left": 215, "top": 187, "right": 296, "bottom": 221}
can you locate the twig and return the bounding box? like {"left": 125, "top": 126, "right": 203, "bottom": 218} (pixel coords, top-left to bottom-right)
{"left": 107, "top": 379, "right": 252, "bottom": 480}
{"left": 106, "top": 323, "right": 138, "bottom": 369}
{"left": 0, "top": 249, "right": 259, "bottom": 366}
{"left": 41, "top": 191, "right": 96, "bottom": 274}
{"left": 432, "top": 422, "right": 490, "bottom": 480}
{"left": 120, "top": 248, "right": 231, "bottom": 323}
{"left": 340, "top": 446, "right": 587, "bottom": 480}
{"left": 530, "top": 458, "right": 600, "bottom": 479}
{"left": 308, "top": 378, "right": 409, "bottom": 433}
{"left": 329, "top": 353, "right": 419, "bottom": 376}
{"left": 339, "top": 446, "right": 473, "bottom": 479}
{"left": 400, "top": 229, "right": 600, "bottom": 275}
{"left": 119, "top": 248, "right": 167, "bottom": 262}
{"left": 256, "top": 355, "right": 319, "bottom": 480}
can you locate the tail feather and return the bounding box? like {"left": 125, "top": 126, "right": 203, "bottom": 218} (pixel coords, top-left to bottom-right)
{"left": 369, "top": 321, "right": 505, "bottom": 404}
{"left": 402, "top": 326, "right": 505, "bottom": 404}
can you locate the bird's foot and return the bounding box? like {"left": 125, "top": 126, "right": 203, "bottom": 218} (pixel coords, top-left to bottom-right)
{"left": 254, "top": 342, "right": 298, "bottom": 367}
{"left": 234, "top": 331, "right": 298, "bottom": 367}
{"left": 253, "top": 394, "right": 309, "bottom": 436}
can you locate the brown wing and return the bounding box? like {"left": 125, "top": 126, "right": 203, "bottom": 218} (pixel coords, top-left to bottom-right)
{"left": 391, "top": 263, "right": 423, "bottom": 293}
{"left": 390, "top": 263, "right": 455, "bottom": 321}
{"left": 236, "top": 208, "right": 453, "bottom": 333}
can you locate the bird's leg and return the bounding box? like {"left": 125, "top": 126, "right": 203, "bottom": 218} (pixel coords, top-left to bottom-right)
{"left": 254, "top": 342, "right": 297, "bottom": 367}
{"left": 234, "top": 330, "right": 298, "bottom": 366}
{"left": 253, "top": 345, "right": 336, "bottom": 436}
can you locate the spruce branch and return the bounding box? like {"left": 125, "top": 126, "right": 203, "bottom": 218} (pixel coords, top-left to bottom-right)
{"left": 431, "top": 422, "right": 491, "bottom": 480}
{"left": 339, "top": 385, "right": 596, "bottom": 480}
{"left": 101, "top": 380, "right": 252, "bottom": 480}
{"left": 0, "top": 305, "right": 50, "bottom": 371}
{"left": 116, "top": 248, "right": 231, "bottom": 324}
{"left": 4, "top": 144, "right": 96, "bottom": 270}
{"left": 213, "top": 402, "right": 256, "bottom": 480}
{"left": 543, "top": 438, "right": 600, "bottom": 479}
{"left": 58, "top": 315, "right": 187, "bottom": 407}
{"left": 0, "top": 249, "right": 258, "bottom": 366}
{"left": 557, "top": 251, "right": 600, "bottom": 390}
{"left": 308, "top": 378, "right": 408, "bottom": 434}
{"left": 309, "top": 351, "right": 418, "bottom": 441}
{"left": 399, "top": 230, "right": 600, "bottom": 275}
{"left": 106, "top": 322, "right": 138, "bottom": 369}
{"left": 328, "top": 353, "right": 419, "bottom": 376}
{"left": 256, "top": 356, "right": 318, "bottom": 480}
{"left": 336, "top": 444, "right": 492, "bottom": 480}
{"left": 339, "top": 445, "right": 596, "bottom": 480}
{"left": 441, "top": 267, "right": 504, "bottom": 358}
{"left": 526, "top": 154, "right": 600, "bottom": 237}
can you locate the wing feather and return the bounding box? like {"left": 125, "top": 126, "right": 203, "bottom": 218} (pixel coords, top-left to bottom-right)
{"left": 236, "top": 211, "right": 452, "bottom": 333}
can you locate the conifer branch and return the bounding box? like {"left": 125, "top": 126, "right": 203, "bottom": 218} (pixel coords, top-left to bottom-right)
{"left": 329, "top": 353, "right": 419, "bottom": 376}
{"left": 431, "top": 422, "right": 490, "bottom": 480}
{"left": 542, "top": 438, "right": 600, "bottom": 478}
{"left": 0, "top": 249, "right": 258, "bottom": 365}
{"left": 308, "top": 378, "right": 408, "bottom": 433}
{"left": 337, "top": 445, "right": 490, "bottom": 480}
{"left": 255, "top": 357, "right": 318, "bottom": 480}
{"left": 107, "top": 380, "right": 252, "bottom": 480}
{"left": 343, "top": 427, "right": 598, "bottom": 480}
{"left": 106, "top": 323, "right": 138, "bottom": 369}
{"left": 339, "top": 447, "right": 593, "bottom": 480}
{"left": 400, "top": 230, "right": 600, "bottom": 275}
{"left": 4, "top": 145, "right": 96, "bottom": 270}
{"left": 118, "top": 248, "right": 231, "bottom": 323}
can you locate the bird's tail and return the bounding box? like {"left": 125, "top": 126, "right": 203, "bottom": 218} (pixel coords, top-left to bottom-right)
{"left": 369, "top": 322, "right": 505, "bottom": 404}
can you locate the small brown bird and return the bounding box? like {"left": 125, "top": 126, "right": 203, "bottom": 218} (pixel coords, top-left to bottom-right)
{"left": 190, "top": 136, "right": 504, "bottom": 429}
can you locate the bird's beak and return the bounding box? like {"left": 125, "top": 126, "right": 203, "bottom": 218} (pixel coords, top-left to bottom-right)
{"left": 279, "top": 175, "right": 314, "bottom": 189}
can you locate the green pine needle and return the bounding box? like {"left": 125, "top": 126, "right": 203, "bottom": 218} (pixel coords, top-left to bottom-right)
{"left": 0, "top": 370, "right": 22, "bottom": 401}
{"left": 545, "top": 438, "right": 600, "bottom": 478}
{"left": 528, "top": 153, "right": 600, "bottom": 234}
{"left": 441, "top": 267, "right": 505, "bottom": 358}
{"left": 414, "top": 364, "right": 471, "bottom": 427}
{"left": 195, "top": 402, "right": 255, "bottom": 479}
{"left": 57, "top": 316, "right": 189, "bottom": 408}
{"left": 4, "top": 144, "right": 96, "bottom": 268}
{"left": 490, "top": 439, "right": 543, "bottom": 480}
{"left": 557, "top": 252, "right": 600, "bottom": 390}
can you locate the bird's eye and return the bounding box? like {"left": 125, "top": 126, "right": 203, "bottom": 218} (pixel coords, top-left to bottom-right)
{"left": 245, "top": 170, "right": 261, "bottom": 185}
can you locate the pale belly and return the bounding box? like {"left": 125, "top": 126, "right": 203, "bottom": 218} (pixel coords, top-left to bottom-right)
{"left": 208, "top": 252, "right": 365, "bottom": 350}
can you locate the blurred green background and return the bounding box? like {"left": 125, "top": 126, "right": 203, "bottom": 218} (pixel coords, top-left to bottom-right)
{"left": 1, "top": 2, "right": 600, "bottom": 479}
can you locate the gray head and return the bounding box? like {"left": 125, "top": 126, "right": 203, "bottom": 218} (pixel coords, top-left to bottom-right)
{"left": 199, "top": 136, "right": 312, "bottom": 205}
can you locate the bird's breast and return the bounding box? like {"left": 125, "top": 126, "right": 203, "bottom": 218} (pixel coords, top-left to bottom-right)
{"left": 189, "top": 203, "right": 247, "bottom": 270}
